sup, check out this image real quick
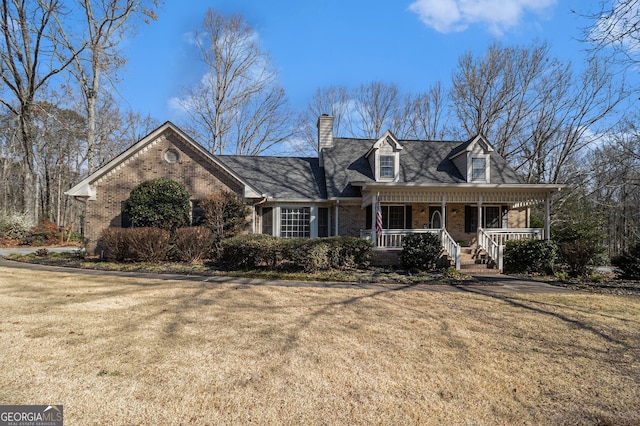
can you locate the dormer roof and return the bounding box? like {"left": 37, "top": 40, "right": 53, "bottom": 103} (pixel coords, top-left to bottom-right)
{"left": 365, "top": 131, "right": 403, "bottom": 157}
{"left": 448, "top": 134, "right": 494, "bottom": 160}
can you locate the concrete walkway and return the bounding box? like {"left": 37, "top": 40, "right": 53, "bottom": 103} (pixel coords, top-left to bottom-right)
{"left": 0, "top": 247, "right": 578, "bottom": 295}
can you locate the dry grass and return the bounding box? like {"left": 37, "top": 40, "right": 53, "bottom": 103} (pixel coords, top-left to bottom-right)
{"left": 0, "top": 266, "right": 639, "bottom": 425}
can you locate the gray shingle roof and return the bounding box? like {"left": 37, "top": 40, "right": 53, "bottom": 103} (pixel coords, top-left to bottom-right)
{"left": 217, "top": 155, "right": 326, "bottom": 200}
{"left": 322, "top": 138, "right": 525, "bottom": 198}
{"left": 219, "top": 137, "right": 524, "bottom": 201}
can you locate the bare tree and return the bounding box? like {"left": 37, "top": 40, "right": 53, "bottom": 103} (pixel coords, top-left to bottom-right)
{"left": 349, "top": 81, "right": 399, "bottom": 138}
{"left": 0, "top": 0, "right": 83, "bottom": 222}
{"left": 298, "top": 85, "right": 350, "bottom": 154}
{"left": 450, "top": 41, "right": 627, "bottom": 184}
{"left": 176, "top": 9, "right": 293, "bottom": 155}
{"left": 399, "top": 82, "right": 449, "bottom": 140}
{"left": 582, "top": 0, "right": 640, "bottom": 67}
{"left": 65, "top": 0, "right": 159, "bottom": 174}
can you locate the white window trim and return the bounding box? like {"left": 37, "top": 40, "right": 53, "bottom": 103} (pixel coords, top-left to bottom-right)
{"left": 274, "top": 205, "right": 320, "bottom": 238}
{"left": 468, "top": 153, "right": 490, "bottom": 183}
{"left": 376, "top": 151, "right": 399, "bottom": 182}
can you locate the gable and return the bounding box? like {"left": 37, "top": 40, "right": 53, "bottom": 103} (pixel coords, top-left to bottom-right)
{"left": 66, "top": 122, "right": 261, "bottom": 201}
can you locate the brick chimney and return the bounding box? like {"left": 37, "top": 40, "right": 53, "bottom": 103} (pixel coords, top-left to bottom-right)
{"left": 317, "top": 114, "right": 334, "bottom": 168}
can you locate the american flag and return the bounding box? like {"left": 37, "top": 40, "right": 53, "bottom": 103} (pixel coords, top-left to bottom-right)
{"left": 376, "top": 198, "right": 383, "bottom": 235}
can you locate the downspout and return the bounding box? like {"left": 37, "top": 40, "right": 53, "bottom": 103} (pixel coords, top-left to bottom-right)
{"left": 252, "top": 194, "right": 269, "bottom": 234}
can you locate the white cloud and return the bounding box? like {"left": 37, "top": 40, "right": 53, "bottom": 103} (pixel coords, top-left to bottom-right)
{"left": 409, "top": 0, "right": 557, "bottom": 35}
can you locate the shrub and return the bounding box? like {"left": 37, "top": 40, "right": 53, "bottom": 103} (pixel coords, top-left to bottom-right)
{"left": 611, "top": 242, "right": 640, "bottom": 280}
{"left": 127, "top": 227, "right": 170, "bottom": 263}
{"left": 172, "top": 227, "right": 214, "bottom": 263}
{"left": 399, "top": 233, "right": 442, "bottom": 271}
{"left": 123, "top": 178, "right": 190, "bottom": 231}
{"left": 559, "top": 240, "right": 602, "bottom": 278}
{"left": 221, "top": 234, "right": 276, "bottom": 270}
{"left": 0, "top": 211, "right": 34, "bottom": 240}
{"left": 552, "top": 207, "right": 606, "bottom": 278}
{"left": 220, "top": 235, "right": 372, "bottom": 271}
{"left": 200, "top": 191, "right": 251, "bottom": 239}
{"left": 503, "top": 239, "right": 557, "bottom": 274}
{"left": 23, "top": 221, "right": 60, "bottom": 246}
{"left": 101, "top": 228, "right": 131, "bottom": 261}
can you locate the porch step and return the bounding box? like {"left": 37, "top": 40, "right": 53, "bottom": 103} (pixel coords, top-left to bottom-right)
{"left": 457, "top": 247, "right": 500, "bottom": 274}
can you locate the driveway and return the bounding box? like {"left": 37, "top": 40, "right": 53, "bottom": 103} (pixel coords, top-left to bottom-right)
{"left": 0, "top": 248, "right": 578, "bottom": 295}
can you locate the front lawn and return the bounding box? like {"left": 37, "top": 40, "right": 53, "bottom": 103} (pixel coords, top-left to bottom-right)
{"left": 0, "top": 265, "right": 639, "bottom": 424}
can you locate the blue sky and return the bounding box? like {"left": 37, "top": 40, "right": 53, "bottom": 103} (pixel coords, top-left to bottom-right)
{"left": 119, "top": 0, "right": 591, "bottom": 122}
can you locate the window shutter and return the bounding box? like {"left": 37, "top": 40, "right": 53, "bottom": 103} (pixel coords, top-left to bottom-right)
{"left": 366, "top": 205, "right": 372, "bottom": 230}
{"left": 405, "top": 206, "right": 413, "bottom": 229}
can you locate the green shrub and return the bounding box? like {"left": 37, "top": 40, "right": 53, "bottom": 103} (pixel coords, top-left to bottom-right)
{"left": 100, "top": 228, "right": 131, "bottom": 261}
{"left": 399, "top": 233, "right": 442, "bottom": 271}
{"left": 552, "top": 211, "right": 606, "bottom": 278}
{"left": 503, "top": 239, "right": 557, "bottom": 274}
{"left": 221, "top": 234, "right": 274, "bottom": 270}
{"left": 123, "top": 178, "right": 190, "bottom": 231}
{"left": 172, "top": 227, "right": 214, "bottom": 263}
{"left": 127, "top": 227, "right": 170, "bottom": 263}
{"left": 221, "top": 235, "right": 372, "bottom": 271}
{"left": 611, "top": 242, "right": 640, "bottom": 280}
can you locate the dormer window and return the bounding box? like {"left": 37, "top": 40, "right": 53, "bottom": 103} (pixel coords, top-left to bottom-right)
{"left": 380, "top": 155, "right": 395, "bottom": 179}
{"left": 472, "top": 157, "right": 486, "bottom": 180}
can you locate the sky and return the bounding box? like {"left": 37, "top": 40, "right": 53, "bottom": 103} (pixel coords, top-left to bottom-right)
{"left": 118, "top": 0, "right": 594, "bottom": 123}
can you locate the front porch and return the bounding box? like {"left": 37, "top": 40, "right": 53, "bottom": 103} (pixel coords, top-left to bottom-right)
{"left": 361, "top": 227, "right": 544, "bottom": 272}
{"left": 358, "top": 185, "right": 561, "bottom": 272}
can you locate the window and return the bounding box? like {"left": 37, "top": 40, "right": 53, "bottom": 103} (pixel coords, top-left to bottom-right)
{"left": 164, "top": 149, "right": 179, "bottom": 164}
{"left": 366, "top": 205, "right": 412, "bottom": 229}
{"left": 281, "top": 207, "right": 310, "bottom": 238}
{"left": 261, "top": 207, "right": 273, "bottom": 235}
{"left": 121, "top": 201, "right": 131, "bottom": 228}
{"left": 318, "top": 207, "right": 329, "bottom": 237}
{"left": 472, "top": 157, "right": 486, "bottom": 180}
{"left": 380, "top": 155, "right": 395, "bottom": 179}
{"left": 464, "top": 205, "right": 507, "bottom": 232}
{"left": 191, "top": 200, "right": 205, "bottom": 226}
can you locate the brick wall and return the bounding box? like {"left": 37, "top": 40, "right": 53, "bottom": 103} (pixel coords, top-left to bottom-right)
{"left": 85, "top": 130, "right": 243, "bottom": 254}
{"left": 337, "top": 204, "right": 365, "bottom": 237}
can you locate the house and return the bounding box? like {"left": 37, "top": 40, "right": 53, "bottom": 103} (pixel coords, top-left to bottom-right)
{"left": 66, "top": 116, "right": 563, "bottom": 271}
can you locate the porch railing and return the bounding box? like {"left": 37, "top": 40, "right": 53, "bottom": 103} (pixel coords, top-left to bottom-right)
{"left": 360, "top": 228, "right": 460, "bottom": 269}
{"left": 478, "top": 228, "right": 504, "bottom": 272}
{"left": 360, "top": 228, "right": 440, "bottom": 249}
{"left": 440, "top": 228, "right": 461, "bottom": 270}
{"left": 483, "top": 228, "right": 544, "bottom": 245}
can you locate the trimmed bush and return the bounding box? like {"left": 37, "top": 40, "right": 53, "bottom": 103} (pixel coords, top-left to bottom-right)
{"left": 221, "top": 235, "right": 373, "bottom": 271}
{"left": 399, "top": 233, "right": 442, "bottom": 271}
{"left": 127, "top": 227, "right": 170, "bottom": 263}
{"left": 503, "top": 239, "right": 557, "bottom": 274}
{"left": 611, "top": 242, "right": 640, "bottom": 280}
{"left": 173, "top": 227, "right": 214, "bottom": 263}
{"left": 101, "top": 228, "right": 131, "bottom": 261}
{"left": 123, "top": 178, "right": 190, "bottom": 231}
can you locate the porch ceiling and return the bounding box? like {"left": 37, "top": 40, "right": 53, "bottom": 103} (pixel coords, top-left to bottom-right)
{"left": 359, "top": 183, "right": 563, "bottom": 207}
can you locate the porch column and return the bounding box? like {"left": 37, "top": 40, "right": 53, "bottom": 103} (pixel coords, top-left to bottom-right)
{"left": 478, "top": 194, "right": 483, "bottom": 232}
{"left": 545, "top": 193, "right": 551, "bottom": 240}
{"left": 441, "top": 195, "right": 446, "bottom": 230}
